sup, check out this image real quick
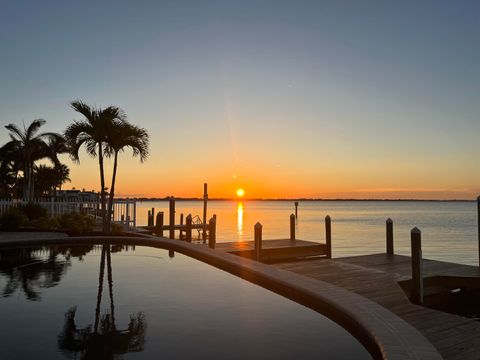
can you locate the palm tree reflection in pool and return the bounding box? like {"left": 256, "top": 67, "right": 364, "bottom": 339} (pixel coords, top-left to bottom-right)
{"left": 0, "top": 246, "right": 92, "bottom": 301}
{"left": 58, "top": 245, "right": 146, "bottom": 359}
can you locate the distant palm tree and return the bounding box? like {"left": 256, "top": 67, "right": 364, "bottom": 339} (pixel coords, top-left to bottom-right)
{"left": 64, "top": 101, "right": 126, "bottom": 231}
{"left": 0, "top": 119, "right": 65, "bottom": 199}
{"left": 34, "top": 164, "right": 71, "bottom": 196}
{"left": 105, "top": 122, "right": 149, "bottom": 231}
{"left": 0, "top": 160, "right": 17, "bottom": 197}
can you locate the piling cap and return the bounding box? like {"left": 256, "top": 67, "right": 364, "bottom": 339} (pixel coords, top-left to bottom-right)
{"left": 290, "top": 213, "right": 295, "bottom": 218}
{"left": 411, "top": 227, "right": 421, "bottom": 234}
{"left": 186, "top": 214, "right": 192, "bottom": 219}
{"left": 386, "top": 218, "right": 392, "bottom": 223}
{"left": 325, "top": 215, "right": 331, "bottom": 220}
{"left": 254, "top": 222, "right": 263, "bottom": 229}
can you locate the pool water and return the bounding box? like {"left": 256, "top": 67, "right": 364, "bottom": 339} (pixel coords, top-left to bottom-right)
{"left": 0, "top": 244, "right": 371, "bottom": 359}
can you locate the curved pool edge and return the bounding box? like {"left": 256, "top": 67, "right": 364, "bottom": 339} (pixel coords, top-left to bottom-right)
{"left": 0, "top": 235, "right": 442, "bottom": 360}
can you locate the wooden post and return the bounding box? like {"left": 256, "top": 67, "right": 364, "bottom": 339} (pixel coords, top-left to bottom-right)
{"left": 208, "top": 217, "right": 216, "bottom": 249}
{"left": 290, "top": 213, "right": 295, "bottom": 240}
{"left": 294, "top": 201, "right": 299, "bottom": 218}
{"left": 168, "top": 250, "right": 175, "bottom": 258}
{"left": 151, "top": 207, "right": 154, "bottom": 226}
{"left": 386, "top": 218, "right": 394, "bottom": 255}
{"left": 203, "top": 183, "right": 208, "bottom": 241}
{"left": 254, "top": 222, "right": 263, "bottom": 261}
{"left": 169, "top": 199, "right": 175, "bottom": 239}
{"left": 155, "top": 211, "right": 164, "bottom": 237}
{"left": 179, "top": 213, "right": 184, "bottom": 240}
{"left": 147, "top": 210, "right": 152, "bottom": 226}
{"left": 478, "top": 196, "right": 480, "bottom": 267}
{"left": 185, "top": 214, "right": 192, "bottom": 242}
{"left": 325, "top": 215, "right": 332, "bottom": 259}
{"left": 411, "top": 227, "right": 423, "bottom": 305}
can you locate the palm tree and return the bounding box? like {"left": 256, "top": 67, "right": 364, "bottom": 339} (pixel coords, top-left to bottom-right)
{"left": 0, "top": 119, "right": 65, "bottom": 199}
{"left": 0, "top": 160, "right": 17, "bottom": 197}
{"left": 34, "top": 164, "right": 71, "bottom": 196}
{"left": 64, "top": 101, "right": 126, "bottom": 231}
{"left": 105, "top": 122, "right": 149, "bottom": 231}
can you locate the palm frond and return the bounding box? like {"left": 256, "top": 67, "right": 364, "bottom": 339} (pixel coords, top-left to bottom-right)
{"left": 5, "top": 124, "right": 26, "bottom": 142}
{"left": 70, "top": 101, "right": 96, "bottom": 122}
{"left": 26, "top": 119, "right": 46, "bottom": 140}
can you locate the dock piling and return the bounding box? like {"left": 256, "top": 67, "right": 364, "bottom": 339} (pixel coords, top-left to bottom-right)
{"left": 325, "top": 215, "right": 332, "bottom": 259}
{"left": 203, "top": 183, "right": 208, "bottom": 241}
{"left": 294, "top": 201, "right": 299, "bottom": 218}
{"left": 254, "top": 222, "right": 263, "bottom": 261}
{"left": 155, "top": 211, "right": 164, "bottom": 237}
{"left": 410, "top": 227, "right": 424, "bottom": 304}
{"left": 179, "top": 213, "right": 184, "bottom": 240}
{"left": 169, "top": 199, "right": 175, "bottom": 239}
{"left": 290, "top": 213, "right": 296, "bottom": 240}
{"left": 386, "top": 218, "right": 394, "bottom": 255}
{"left": 185, "top": 214, "right": 192, "bottom": 242}
{"left": 477, "top": 196, "right": 480, "bottom": 267}
{"left": 147, "top": 210, "right": 153, "bottom": 226}
{"left": 208, "top": 217, "right": 216, "bottom": 249}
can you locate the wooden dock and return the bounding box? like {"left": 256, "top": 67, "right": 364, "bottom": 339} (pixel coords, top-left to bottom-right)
{"left": 216, "top": 239, "right": 328, "bottom": 262}
{"left": 274, "top": 253, "right": 480, "bottom": 360}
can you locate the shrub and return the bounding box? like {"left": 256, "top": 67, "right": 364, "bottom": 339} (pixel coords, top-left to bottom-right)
{"left": 18, "top": 202, "right": 47, "bottom": 220}
{"left": 110, "top": 223, "right": 124, "bottom": 235}
{"left": 57, "top": 213, "right": 95, "bottom": 235}
{"left": 0, "top": 208, "right": 28, "bottom": 230}
{"left": 29, "top": 216, "right": 59, "bottom": 231}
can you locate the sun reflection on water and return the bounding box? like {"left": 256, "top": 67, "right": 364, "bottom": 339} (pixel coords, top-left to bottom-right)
{"left": 237, "top": 202, "right": 244, "bottom": 239}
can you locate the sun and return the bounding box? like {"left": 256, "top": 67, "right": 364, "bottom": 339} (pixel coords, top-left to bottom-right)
{"left": 236, "top": 188, "right": 245, "bottom": 198}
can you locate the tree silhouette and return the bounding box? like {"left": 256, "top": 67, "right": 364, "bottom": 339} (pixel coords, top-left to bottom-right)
{"left": 105, "top": 121, "right": 149, "bottom": 231}
{"left": 65, "top": 101, "right": 127, "bottom": 232}
{"left": 0, "top": 119, "right": 66, "bottom": 199}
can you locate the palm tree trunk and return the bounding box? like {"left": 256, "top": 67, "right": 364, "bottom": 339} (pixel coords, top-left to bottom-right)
{"left": 94, "top": 246, "right": 106, "bottom": 333}
{"left": 23, "top": 165, "right": 29, "bottom": 200}
{"left": 29, "top": 164, "right": 35, "bottom": 199}
{"left": 106, "top": 152, "right": 119, "bottom": 232}
{"left": 98, "top": 142, "right": 107, "bottom": 232}
{"left": 106, "top": 246, "right": 115, "bottom": 329}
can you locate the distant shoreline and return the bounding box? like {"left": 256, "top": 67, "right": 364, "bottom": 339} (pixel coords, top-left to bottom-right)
{"left": 121, "top": 197, "right": 475, "bottom": 202}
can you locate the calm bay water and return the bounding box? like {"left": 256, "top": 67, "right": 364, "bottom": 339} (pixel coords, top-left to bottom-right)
{"left": 136, "top": 200, "right": 478, "bottom": 265}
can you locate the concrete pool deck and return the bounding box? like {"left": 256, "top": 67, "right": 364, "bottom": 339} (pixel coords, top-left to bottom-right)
{"left": 0, "top": 234, "right": 441, "bottom": 360}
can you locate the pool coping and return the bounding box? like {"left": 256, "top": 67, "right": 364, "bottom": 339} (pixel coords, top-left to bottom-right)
{"left": 0, "top": 235, "right": 442, "bottom": 360}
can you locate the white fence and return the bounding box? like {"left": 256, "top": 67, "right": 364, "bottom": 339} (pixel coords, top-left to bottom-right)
{"left": 0, "top": 198, "right": 136, "bottom": 228}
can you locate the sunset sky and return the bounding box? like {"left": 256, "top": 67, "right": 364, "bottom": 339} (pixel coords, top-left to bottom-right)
{"left": 0, "top": 1, "right": 479, "bottom": 199}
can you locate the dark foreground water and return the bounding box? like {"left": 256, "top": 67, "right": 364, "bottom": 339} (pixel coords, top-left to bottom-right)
{"left": 0, "top": 244, "right": 371, "bottom": 359}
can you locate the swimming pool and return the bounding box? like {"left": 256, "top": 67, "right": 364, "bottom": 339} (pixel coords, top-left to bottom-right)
{"left": 0, "top": 243, "right": 371, "bottom": 359}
